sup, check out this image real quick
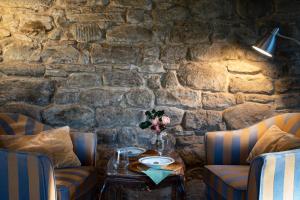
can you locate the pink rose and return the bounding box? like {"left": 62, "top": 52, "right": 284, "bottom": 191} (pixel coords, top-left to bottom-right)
{"left": 162, "top": 116, "right": 170, "bottom": 125}
{"left": 152, "top": 117, "right": 159, "bottom": 126}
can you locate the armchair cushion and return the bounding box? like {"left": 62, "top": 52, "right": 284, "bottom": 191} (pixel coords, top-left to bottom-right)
{"left": 0, "top": 126, "right": 81, "bottom": 168}
{"left": 247, "top": 125, "right": 300, "bottom": 162}
{"left": 204, "top": 165, "right": 248, "bottom": 200}
{"left": 55, "top": 166, "right": 97, "bottom": 200}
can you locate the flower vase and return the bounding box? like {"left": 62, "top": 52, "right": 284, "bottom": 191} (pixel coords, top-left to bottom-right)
{"left": 153, "top": 132, "right": 167, "bottom": 155}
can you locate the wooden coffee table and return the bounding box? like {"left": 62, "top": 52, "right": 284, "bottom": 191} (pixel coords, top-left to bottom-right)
{"left": 99, "top": 151, "right": 186, "bottom": 200}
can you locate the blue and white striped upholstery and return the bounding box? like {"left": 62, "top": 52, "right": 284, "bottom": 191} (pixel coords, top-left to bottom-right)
{"left": 204, "top": 113, "right": 300, "bottom": 200}
{"left": 0, "top": 113, "right": 51, "bottom": 135}
{"left": 0, "top": 149, "right": 56, "bottom": 200}
{"left": 205, "top": 113, "right": 300, "bottom": 165}
{"left": 0, "top": 113, "right": 98, "bottom": 200}
{"left": 70, "top": 132, "right": 97, "bottom": 167}
{"left": 204, "top": 165, "right": 248, "bottom": 200}
{"left": 55, "top": 167, "right": 97, "bottom": 200}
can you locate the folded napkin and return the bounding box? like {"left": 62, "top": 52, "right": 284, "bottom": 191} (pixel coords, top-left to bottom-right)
{"left": 142, "top": 168, "right": 173, "bottom": 184}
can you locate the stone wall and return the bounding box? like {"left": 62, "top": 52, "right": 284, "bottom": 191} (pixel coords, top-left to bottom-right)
{"left": 0, "top": 0, "right": 300, "bottom": 171}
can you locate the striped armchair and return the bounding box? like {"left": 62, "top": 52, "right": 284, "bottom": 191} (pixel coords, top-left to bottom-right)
{"left": 204, "top": 113, "right": 300, "bottom": 200}
{"left": 0, "top": 113, "right": 98, "bottom": 200}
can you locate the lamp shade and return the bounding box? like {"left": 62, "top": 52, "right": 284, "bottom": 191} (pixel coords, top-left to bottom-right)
{"left": 252, "top": 28, "right": 280, "bottom": 57}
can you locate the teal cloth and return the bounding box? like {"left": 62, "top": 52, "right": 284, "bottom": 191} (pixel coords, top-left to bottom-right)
{"left": 142, "top": 168, "right": 173, "bottom": 184}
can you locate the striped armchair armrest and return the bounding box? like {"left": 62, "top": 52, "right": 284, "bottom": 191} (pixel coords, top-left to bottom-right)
{"left": 247, "top": 149, "right": 300, "bottom": 200}
{"left": 205, "top": 113, "right": 300, "bottom": 165}
{"left": 0, "top": 149, "right": 56, "bottom": 200}
{"left": 70, "top": 132, "right": 97, "bottom": 166}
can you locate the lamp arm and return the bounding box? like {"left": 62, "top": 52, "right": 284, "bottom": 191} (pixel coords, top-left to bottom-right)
{"left": 277, "top": 33, "right": 300, "bottom": 46}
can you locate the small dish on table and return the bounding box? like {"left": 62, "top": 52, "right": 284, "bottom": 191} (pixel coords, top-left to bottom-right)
{"left": 138, "top": 156, "right": 175, "bottom": 169}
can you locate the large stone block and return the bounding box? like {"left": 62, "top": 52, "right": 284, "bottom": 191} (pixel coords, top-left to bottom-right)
{"left": 202, "top": 92, "right": 236, "bottom": 110}
{"left": 177, "top": 62, "right": 228, "bottom": 92}
{"left": 107, "top": 25, "right": 152, "bottom": 43}
{"left": 0, "top": 0, "right": 53, "bottom": 9}
{"left": 0, "top": 102, "right": 42, "bottom": 121}
{"left": 170, "top": 22, "right": 210, "bottom": 44}
{"left": 244, "top": 94, "right": 274, "bottom": 104}
{"left": 96, "top": 107, "right": 143, "bottom": 127}
{"left": 125, "top": 88, "right": 154, "bottom": 108}
{"left": 91, "top": 44, "right": 138, "bottom": 64}
{"left": 189, "top": 0, "right": 233, "bottom": 20}
{"left": 0, "top": 63, "right": 45, "bottom": 77}
{"left": 190, "top": 43, "right": 245, "bottom": 61}
{"left": 161, "top": 46, "right": 188, "bottom": 64}
{"left": 226, "top": 60, "right": 262, "bottom": 74}
{"left": 147, "top": 75, "right": 161, "bottom": 89}
{"left": 3, "top": 44, "right": 41, "bottom": 62}
{"left": 42, "top": 104, "right": 95, "bottom": 129}
{"left": 275, "top": 94, "right": 300, "bottom": 110}
{"left": 155, "top": 106, "right": 184, "bottom": 126}
{"left": 161, "top": 71, "right": 179, "bottom": 89}
{"left": 42, "top": 46, "right": 84, "bottom": 64}
{"left": 223, "top": 103, "right": 274, "bottom": 129}
{"left": 152, "top": 6, "right": 189, "bottom": 24}
{"left": 80, "top": 88, "right": 125, "bottom": 108}
{"left": 112, "top": 0, "right": 152, "bottom": 10}
{"left": 54, "top": 89, "right": 80, "bottom": 104}
{"left": 103, "top": 70, "right": 143, "bottom": 87}
{"left": 0, "top": 28, "right": 10, "bottom": 39}
{"left": 0, "top": 77, "right": 54, "bottom": 106}
{"left": 71, "top": 23, "right": 102, "bottom": 42}
{"left": 126, "top": 9, "right": 148, "bottom": 24}
{"left": 66, "top": 73, "right": 101, "bottom": 88}
{"left": 275, "top": 78, "right": 300, "bottom": 93}
{"left": 229, "top": 75, "right": 274, "bottom": 94}
{"left": 183, "top": 110, "right": 223, "bottom": 133}
{"left": 177, "top": 144, "right": 205, "bottom": 168}
{"left": 236, "top": 0, "right": 274, "bottom": 19}
{"left": 155, "top": 88, "right": 201, "bottom": 108}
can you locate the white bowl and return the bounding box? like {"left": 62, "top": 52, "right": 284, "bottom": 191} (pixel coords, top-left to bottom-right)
{"left": 138, "top": 156, "right": 175, "bottom": 169}
{"left": 123, "top": 147, "right": 146, "bottom": 157}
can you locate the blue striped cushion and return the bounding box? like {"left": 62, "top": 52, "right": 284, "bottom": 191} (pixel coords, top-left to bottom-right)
{"left": 55, "top": 166, "right": 97, "bottom": 200}
{"left": 204, "top": 165, "right": 248, "bottom": 200}
{"left": 0, "top": 113, "right": 51, "bottom": 135}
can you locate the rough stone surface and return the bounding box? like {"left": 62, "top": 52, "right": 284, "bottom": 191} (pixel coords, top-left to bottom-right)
{"left": 161, "top": 71, "right": 179, "bottom": 88}
{"left": 0, "top": 63, "right": 45, "bottom": 77}
{"left": 42, "top": 104, "right": 95, "bottom": 129}
{"left": 103, "top": 70, "right": 143, "bottom": 87}
{"left": 96, "top": 107, "right": 143, "bottom": 127}
{"left": 66, "top": 73, "right": 101, "bottom": 88}
{"left": 71, "top": 23, "right": 102, "bottom": 42}
{"left": 155, "top": 88, "right": 202, "bottom": 108}
{"left": 223, "top": 103, "right": 275, "bottom": 129}
{"left": 0, "top": 102, "right": 42, "bottom": 121}
{"left": 202, "top": 92, "right": 236, "bottom": 110}
{"left": 125, "top": 88, "right": 154, "bottom": 108}
{"left": 183, "top": 110, "right": 223, "bottom": 133}
{"left": 0, "top": 1, "right": 299, "bottom": 196}
{"left": 80, "top": 88, "right": 124, "bottom": 108}
{"left": 0, "top": 77, "right": 54, "bottom": 106}
{"left": 107, "top": 25, "right": 152, "bottom": 42}
{"left": 178, "top": 62, "right": 228, "bottom": 92}
{"left": 229, "top": 75, "right": 274, "bottom": 94}
{"left": 226, "top": 60, "right": 262, "bottom": 74}
{"left": 54, "top": 89, "right": 80, "bottom": 104}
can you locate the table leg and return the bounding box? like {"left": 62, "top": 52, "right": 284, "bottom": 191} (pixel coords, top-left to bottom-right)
{"left": 99, "top": 179, "right": 109, "bottom": 200}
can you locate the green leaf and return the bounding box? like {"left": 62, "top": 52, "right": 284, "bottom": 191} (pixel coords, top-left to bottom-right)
{"left": 152, "top": 109, "right": 156, "bottom": 114}
{"left": 139, "top": 121, "right": 152, "bottom": 129}
{"left": 145, "top": 111, "right": 152, "bottom": 118}
{"left": 156, "top": 110, "right": 165, "bottom": 117}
